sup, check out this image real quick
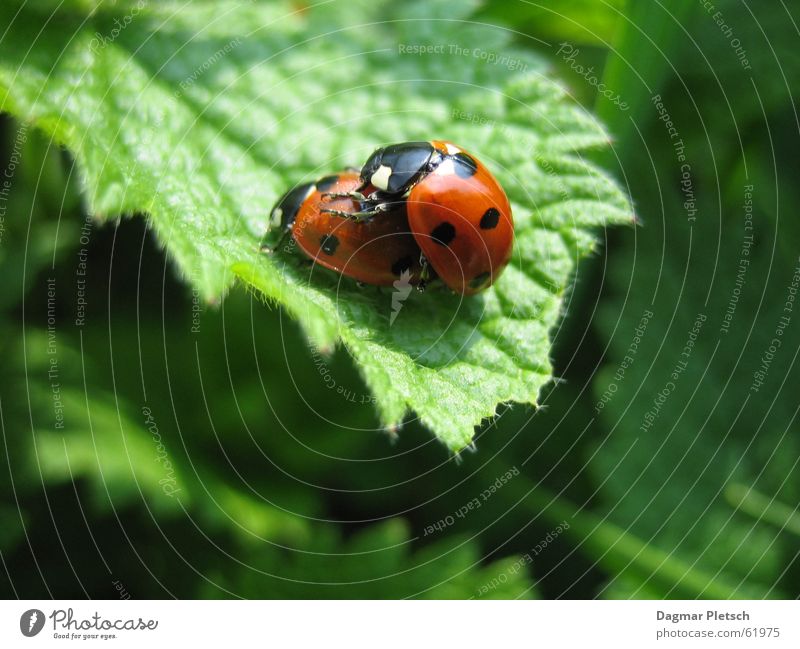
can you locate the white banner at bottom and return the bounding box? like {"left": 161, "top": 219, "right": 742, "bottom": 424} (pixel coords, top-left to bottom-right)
{"left": 0, "top": 600, "right": 797, "bottom": 648}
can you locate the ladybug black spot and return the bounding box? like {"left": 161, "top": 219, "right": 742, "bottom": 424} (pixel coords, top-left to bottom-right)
{"left": 315, "top": 175, "right": 340, "bottom": 192}
{"left": 452, "top": 152, "right": 478, "bottom": 178}
{"left": 430, "top": 222, "right": 456, "bottom": 246}
{"left": 480, "top": 207, "right": 500, "bottom": 229}
{"left": 469, "top": 271, "right": 491, "bottom": 290}
{"left": 391, "top": 255, "right": 414, "bottom": 276}
{"left": 319, "top": 234, "right": 340, "bottom": 255}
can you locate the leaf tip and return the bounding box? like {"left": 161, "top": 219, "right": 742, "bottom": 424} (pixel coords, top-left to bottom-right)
{"left": 382, "top": 423, "right": 402, "bottom": 444}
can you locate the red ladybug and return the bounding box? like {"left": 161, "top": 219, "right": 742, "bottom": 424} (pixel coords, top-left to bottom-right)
{"left": 323, "top": 141, "right": 513, "bottom": 295}
{"left": 263, "top": 171, "right": 429, "bottom": 286}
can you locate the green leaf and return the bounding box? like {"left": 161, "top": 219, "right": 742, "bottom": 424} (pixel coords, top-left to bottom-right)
{"left": 0, "top": 0, "right": 632, "bottom": 450}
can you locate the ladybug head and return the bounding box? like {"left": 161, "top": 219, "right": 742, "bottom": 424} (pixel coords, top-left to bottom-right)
{"left": 359, "top": 146, "right": 386, "bottom": 188}
{"left": 359, "top": 141, "right": 439, "bottom": 195}
{"left": 270, "top": 181, "right": 315, "bottom": 231}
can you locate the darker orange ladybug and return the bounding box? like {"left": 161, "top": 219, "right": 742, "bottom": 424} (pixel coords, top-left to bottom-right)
{"left": 263, "top": 171, "right": 429, "bottom": 287}
{"left": 337, "top": 141, "right": 514, "bottom": 295}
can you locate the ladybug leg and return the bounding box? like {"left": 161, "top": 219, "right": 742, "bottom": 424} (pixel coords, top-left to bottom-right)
{"left": 417, "top": 253, "right": 431, "bottom": 292}
{"left": 319, "top": 207, "right": 375, "bottom": 222}
{"left": 320, "top": 202, "right": 390, "bottom": 222}
{"left": 321, "top": 190, "right": 369, "bottom": 201}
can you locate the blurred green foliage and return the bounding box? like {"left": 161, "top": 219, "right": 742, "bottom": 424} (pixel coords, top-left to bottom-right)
{"left": 0, "top": 0, "right": 798, "bottom": 599}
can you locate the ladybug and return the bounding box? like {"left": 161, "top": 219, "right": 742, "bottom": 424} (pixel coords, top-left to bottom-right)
{"left": 322, "top": 141, "right": 513, "bottom": 295}
{"left": 263, "top": 171, "right": 429, "bottom": 287}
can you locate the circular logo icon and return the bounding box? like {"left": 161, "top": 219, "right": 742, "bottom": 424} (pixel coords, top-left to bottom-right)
{"left": 20, "top": 609, "right": 45, "bottom": 637}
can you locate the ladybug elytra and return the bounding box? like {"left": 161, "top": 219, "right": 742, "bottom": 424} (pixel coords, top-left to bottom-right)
{"left": 263, "top": 171, "right": 429, "bottom": 287}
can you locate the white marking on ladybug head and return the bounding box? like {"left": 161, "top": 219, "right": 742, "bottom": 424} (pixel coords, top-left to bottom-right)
{"left": 444, "top": 142, "right": 461, "bottom": 155}
{"left": 270, "top": 207, "right": 283, "bottom": 227}
{"left": 371, "top": 164, "right": 392, "bottom": 191}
